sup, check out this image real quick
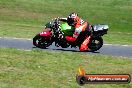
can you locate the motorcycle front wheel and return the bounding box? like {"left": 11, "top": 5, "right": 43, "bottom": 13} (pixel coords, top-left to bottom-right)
{"left": 33, "top": 34, "right": 52, "bottom": 48}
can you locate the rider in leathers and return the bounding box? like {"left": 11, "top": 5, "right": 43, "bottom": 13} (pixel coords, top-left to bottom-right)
{"left": 59, "top": 13, "right": 93, "bottom": 51}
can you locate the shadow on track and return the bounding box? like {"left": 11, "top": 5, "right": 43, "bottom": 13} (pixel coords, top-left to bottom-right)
{"left": 33, "top": 47, "right": 100, "bottom": 53}
{"left": 52, "top": 48, "right": 100, "bottom": 53}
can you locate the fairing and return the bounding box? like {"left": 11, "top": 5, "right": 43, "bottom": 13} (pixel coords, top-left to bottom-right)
{"left": 39, "top": 31, "right": 52, "bottom": 37}
{"left": 60, "top": 23, "right": 74, "bottom": 36}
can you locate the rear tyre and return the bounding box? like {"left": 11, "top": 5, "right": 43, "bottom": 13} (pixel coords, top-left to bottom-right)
{"left": 33, "top": 34, "right": 52, "bottom": 48}
{"left": 88, "top": 37, "right": 103, "bottom": 52}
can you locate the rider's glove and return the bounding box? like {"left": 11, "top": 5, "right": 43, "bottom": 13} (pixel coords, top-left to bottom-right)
{"left": 57, "top": 31, "right": 64, "bottom": 39}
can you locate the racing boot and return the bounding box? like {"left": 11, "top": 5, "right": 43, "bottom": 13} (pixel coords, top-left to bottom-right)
{"left": 80, "top": 36, "right": 91, "bottom": 51}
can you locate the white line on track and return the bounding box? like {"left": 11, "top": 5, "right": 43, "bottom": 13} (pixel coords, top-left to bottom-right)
{"left": 17, "top": 49, "right": 32, "bottom": 51}
{"left": 0, "top": 37, "right": 32, "bottom": 40}
{"left": 0, "top": 37, "right": 132, "bottom": 47}
{"left": 103, "top": 44, "right": 132, "bottom": 47}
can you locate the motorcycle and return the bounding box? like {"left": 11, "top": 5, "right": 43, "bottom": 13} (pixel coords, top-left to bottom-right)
{"left": 33, "top": 18, "right": 109, "bottom": 52}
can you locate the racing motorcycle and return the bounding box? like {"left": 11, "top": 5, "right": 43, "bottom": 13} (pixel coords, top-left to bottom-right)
{"left": 33, "top": 18, "right": 109, "bottom": 52}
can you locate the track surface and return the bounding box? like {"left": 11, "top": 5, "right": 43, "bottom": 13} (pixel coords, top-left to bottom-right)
{"left": 0, "top": 37, "right": 132, "bottom": 58}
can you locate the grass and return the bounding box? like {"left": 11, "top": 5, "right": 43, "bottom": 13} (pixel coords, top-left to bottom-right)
{"left": 0, "top": 1, "right": 132, "bottom": 88}
{"left": 0, "top": 48, "right": 132, "bottom": 88}
{"left": 0, "top": 0, "right": 132, "bottom": 44}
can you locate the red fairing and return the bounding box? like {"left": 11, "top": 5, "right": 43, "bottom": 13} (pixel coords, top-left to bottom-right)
{"left": 65, "top": 36, "right": 76, "bottom": 42}
{"left": 39, "top": 31, "right": 52, "bottom": 37}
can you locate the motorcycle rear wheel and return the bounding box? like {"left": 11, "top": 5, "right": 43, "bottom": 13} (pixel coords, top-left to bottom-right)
{"left": 88, "top": 37, "right": 103, "bottom": 52}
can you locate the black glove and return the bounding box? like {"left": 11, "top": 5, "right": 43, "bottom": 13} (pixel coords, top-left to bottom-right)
{"left": 58, "top": 32, "right": 64, "bottom": 39}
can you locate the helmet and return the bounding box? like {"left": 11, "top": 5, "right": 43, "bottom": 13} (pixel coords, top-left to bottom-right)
{"left": 67, "top": 13, "right": 78, "bottom": 26}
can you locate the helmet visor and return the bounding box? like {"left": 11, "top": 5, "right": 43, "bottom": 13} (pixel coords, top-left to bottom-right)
{"left": 67, "top": 18, "right": 75, "bottom": 26}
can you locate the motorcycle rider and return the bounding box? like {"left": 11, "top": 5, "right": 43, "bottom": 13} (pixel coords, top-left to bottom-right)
{"left": 57, "top": 13, "right": 93, "bottom": 51}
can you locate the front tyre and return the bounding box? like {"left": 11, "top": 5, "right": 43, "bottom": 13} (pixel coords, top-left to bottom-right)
{"left": 33, "top": 34, "right": 52, "bottom": 48}
{"left": 88, "top": 37, "right": 103, "bottom": 52}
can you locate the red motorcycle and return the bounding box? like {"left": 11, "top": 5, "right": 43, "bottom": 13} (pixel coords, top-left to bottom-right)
{"left": 33, "top": 19, "right": 108, "bottom": 52}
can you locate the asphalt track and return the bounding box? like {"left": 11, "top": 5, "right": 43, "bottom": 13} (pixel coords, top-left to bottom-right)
{"left": 0, "top": 37, "right": 132, "bottom": 58}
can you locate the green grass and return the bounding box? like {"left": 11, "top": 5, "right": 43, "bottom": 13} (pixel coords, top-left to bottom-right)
{"left": 0, "top": 1, "right": 132, "bottom": 88}
{"left": 0, "top": 0, "right": 132, "bottom": 44}
{"left": 0, "top": 48, "right": 132, "bottom": 88}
